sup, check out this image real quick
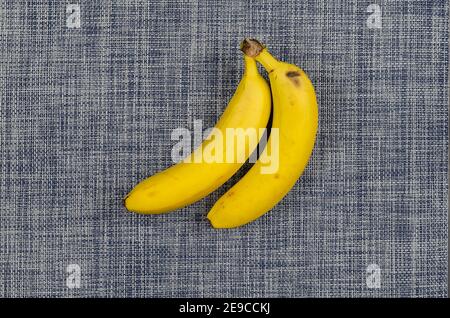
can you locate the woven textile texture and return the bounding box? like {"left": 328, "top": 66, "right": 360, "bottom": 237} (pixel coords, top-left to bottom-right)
{"left": 0, "top": 0, "right": 448, "bottom": 297}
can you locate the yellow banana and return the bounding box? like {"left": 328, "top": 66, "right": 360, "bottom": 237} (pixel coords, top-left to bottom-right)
{"left": 207, "top": 39, "right": 318, "bottom": 228}
{"left": 124, "top": 55, "right": 271, "bottom": 213}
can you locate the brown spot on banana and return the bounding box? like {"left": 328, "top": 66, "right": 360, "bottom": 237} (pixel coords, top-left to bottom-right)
{"left": 286, "top": 71, "right": 301, "bottom": 86}
{"left": 286, "top": 71, "right": 301, "bottom": 77}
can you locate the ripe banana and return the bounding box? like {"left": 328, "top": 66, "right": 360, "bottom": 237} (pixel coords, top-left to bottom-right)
{"left": 207, "top": 39, "right": 318, "bottom": 228}
{"left": 124, "top": 55, "right": 271, "bottom": 213}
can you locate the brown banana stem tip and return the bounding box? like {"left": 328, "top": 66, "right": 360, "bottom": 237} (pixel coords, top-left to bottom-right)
{"left": 240, "top": 38, "right": 265, "bottom": 57}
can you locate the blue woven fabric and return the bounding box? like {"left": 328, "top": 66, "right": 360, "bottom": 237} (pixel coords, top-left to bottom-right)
{"left": 0, "top": 0, "right": 448, "bottom": 297}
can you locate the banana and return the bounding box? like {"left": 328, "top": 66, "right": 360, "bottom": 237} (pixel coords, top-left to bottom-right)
{"left": 207, "top": 39, "right": 318, "bottom": 228}
{"left": 124, "top": 55, "right": 271, "bottom": 213}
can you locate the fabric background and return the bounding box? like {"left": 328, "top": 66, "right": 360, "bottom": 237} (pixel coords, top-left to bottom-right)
{"left": 0, "top": 0, "right": 448, "bottom": 297}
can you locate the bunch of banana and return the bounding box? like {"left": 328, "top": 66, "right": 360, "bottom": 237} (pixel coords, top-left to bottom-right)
{"left": 124, "top": 39, "right": 318, "bottom": 228}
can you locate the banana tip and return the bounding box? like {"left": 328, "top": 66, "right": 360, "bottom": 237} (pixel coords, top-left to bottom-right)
{"left": 206, "top": 213, "right": 222, "bottom": 229}
{"left": 123, "top": 195, "right": 130, "bottom": 211}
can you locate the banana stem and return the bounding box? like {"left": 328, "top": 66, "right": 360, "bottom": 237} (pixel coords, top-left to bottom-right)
{"left": 255, "top": 50, "right": 280, "bottom": 73}
{"left": 243, "top": 55, "right": 258, "bottom": 76}
{"left": 240, "top": 38, "right": 280, "bottom": 72}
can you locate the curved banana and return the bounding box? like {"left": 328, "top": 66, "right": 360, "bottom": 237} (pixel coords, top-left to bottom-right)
{"left": 124, "top": 55, "right": 271, "bottom": 213}
{"left": 207, "top": 39, "right": 318, "bottom": 228}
